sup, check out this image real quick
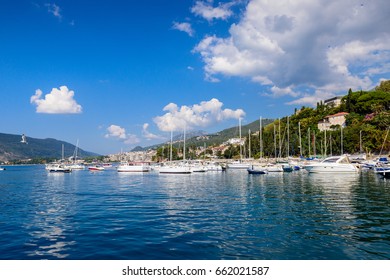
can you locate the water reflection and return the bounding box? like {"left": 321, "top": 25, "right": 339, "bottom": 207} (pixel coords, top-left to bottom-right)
{"left": 1, "top": 166, "right": 389, "bottom": 259}
{"left": 24, "top": 170, "right": 76, "bottom": 259}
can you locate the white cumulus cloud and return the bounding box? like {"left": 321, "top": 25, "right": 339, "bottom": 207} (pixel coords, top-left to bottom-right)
{"left": 193, "top": 0, "right": 390, "bottom": 105}
{"left": 191, "top": 0, "right": 235, "bottom": 21}
{"left": 105, "top": 125, "right": 127, "bottom": 139}
{"left": 142, "top": 123, "right": 165, "bottom": 140}
{"left": 153, "top": 98, "right": 245, "bottom": 132}
{"left": 30, "top": 86, "right": 82, "bottom": 114}
{"left": 172, "top": 22, "right": 194, "bottom": 37}
{"left": 105, "top": 125, "right": 140, "bottom": 145}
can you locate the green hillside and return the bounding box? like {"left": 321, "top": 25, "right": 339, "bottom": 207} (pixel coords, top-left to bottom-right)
{"left": 243, "top": 80, "right": 390, "bottom": 158}
{"left": 184, "top": 118, "right": 274, "bottom": 147}
{"left": 141, "top": 119, "right": 274, "bottom": 151}
{"left": 155, "top": 80, "right": 390, "bottom": 160}
{"left": 0, "top": 133, "right": 99, "bottom": 162}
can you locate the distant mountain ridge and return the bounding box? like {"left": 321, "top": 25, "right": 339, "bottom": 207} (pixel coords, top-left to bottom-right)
{"left": 172, "top": 130, "right": 209, "bottom": 142}
{"left": 0, "top": 133, "right": 99, "bottom": 162}
{"left": 1, "top": 119, "right": 274, "bottom": 160}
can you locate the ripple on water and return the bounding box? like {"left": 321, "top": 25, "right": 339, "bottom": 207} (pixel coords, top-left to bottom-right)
{"left": 0, "top": 166, "right": 389, "bottom": 259}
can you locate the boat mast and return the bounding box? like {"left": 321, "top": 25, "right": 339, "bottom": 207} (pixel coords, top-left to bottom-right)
{"left": 379, "top": 127, "right": 389, "bottom": 157}
{"left": 183, "top": 126, "right": 186, "bottom": 161}
{"left": 259, "top": 117, "right": 263, "bottom": 160}
{"left": 324, "top": 129, "right": 327, "bottom": 157}
{"left": 278, "top": 118, "right": 281, "bottom": 159}
{"left": 239, "top": 118, "right": 242, "bottom": 161}
{"left": 287, "top": 116, "right": 290, "bottom": 158}
{"left": 274, "top": 124, "right": 277, "bottom": 160}
{"left": 298, "top": 121, "right": 302, "bottom": 157}
{"left": 74, "top": 139, "right": 79, "bottom": 163}
{"left": 341, "top": 125, "right": 343, "bottom": 155}
{"left": 308, "top": 127, "right": 311, "bottom": 157}
{"left": 170, "top": 131, "right": 173, "bottom": 162}
{"left": 313, "top": 131, "right": 316, "bottom": 157}
{"left": 248, "top": 129, "right": 251, "bottom": 159}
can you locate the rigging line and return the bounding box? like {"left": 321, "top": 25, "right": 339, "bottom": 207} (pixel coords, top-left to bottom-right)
{"left": 379, "top": 126, "right": 390, "bottom": 156}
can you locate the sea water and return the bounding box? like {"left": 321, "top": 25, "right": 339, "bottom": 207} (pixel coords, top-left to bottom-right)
{"left": 0, "top": 165, "right": 389, "bottom": 260}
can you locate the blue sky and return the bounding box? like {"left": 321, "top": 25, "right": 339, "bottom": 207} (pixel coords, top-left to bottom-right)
{"left": 1, "top": 0, "right": 389, "bottom": 155}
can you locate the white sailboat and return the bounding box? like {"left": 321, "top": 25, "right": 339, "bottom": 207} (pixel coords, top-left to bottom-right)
{"left": 46, "top": 163, "right": 72, "bottom": 173}
{"left": 46, "top": 144, "right": 72, "bottom": 173}
{"left": 117, "top": 161, "right": 151, "bottom": 172}
{"left": 159, "top": 130, "right": 192, "bottom": 174}
{"left": 68, "top": 140, "right": 85, "bottom": 170}
{"left": 265, "top": 163, "right": 284, "bottom": 172}
{"left": 188, "top": 160, "right": 208, "bottom": 172}
{"left": 159, "top": 162, "right": 192, "bottom": 174}
{"left": 264, "top": 120, "right": 283, "bottom": 172}
{"left": 227, "top": 118, "right": 250, "bottom": 169}
{"left": 205, "top": 161, "right": 225, "bottom": 171}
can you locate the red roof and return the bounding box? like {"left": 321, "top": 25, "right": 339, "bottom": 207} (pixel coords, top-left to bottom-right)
{"left": 326, "top": 112, "right": 349, "bottom": 118}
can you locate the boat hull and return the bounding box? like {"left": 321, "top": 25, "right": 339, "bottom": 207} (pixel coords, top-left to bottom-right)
{"left": 88, "top": 166, "right": 104, "bottom": 171}
{"left": 50, "top": 169, "right": 72, "bottom": 173}
{"left": 247, "top": 168, "right": 267, "bottom": 175}
{"left": 227, "top": 163, "right": 251, "bottom": 169}
{"left": 117, "top": 166, "right": 150, "bottom": 172}
{"left": 304, "top": 164, "right": 358, "bottom": 173}
{"left": 378, "top": 170, "right": 390, "bottom": 178}
{"left": 117, "top": 162, "right": 150, "bottom": 172}
{"left": 266, "top": 165, "right": 284, "bottom": 172}
{"left": 68, "top": 164, "right": 85, "bottom": 170}
{"left": 46, "top": 164, "right": 72, "bottom": 173}
{"left": 159, "top": 166, "right": 192, "bottom": 174}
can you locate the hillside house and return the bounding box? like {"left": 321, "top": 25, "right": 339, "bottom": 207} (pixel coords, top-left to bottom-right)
{"left": 225, "top": 138, "right": 245, "bottom": 145}
{"left": 324, "top": 96, "right": 343, "bottom": 107}
{"left": 318, "top": 112, "right": 349, "bottom": 131}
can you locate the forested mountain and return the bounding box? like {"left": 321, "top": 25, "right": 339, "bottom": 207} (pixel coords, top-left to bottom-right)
{"left": 0, "top": 133, "right": 98, "bottom": 162}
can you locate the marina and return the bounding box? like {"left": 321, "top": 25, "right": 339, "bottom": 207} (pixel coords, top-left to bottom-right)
{"left": 1, "top": 164, "right": 389, "bottom": 260}
{"left": 1, "top": 2, "right": 389, "bottom": 278}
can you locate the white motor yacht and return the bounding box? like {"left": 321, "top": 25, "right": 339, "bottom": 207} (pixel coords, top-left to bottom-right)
{"left": 304, "top": 155, "right": 359, "bottom": 173}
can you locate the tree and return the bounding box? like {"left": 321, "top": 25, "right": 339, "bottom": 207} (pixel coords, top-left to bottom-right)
{"left": 223, "top": 145, "right": 239, "bottom": 159}
{"left": 156, "top": 146, "right": 178, "bottom": 161}
{"left": 375, "top": 80, "right": 390, "bottom": 93}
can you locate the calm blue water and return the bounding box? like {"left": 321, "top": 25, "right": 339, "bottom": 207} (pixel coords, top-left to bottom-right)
{"left": 0, "top": 165, "right": 389, "bottom": 260}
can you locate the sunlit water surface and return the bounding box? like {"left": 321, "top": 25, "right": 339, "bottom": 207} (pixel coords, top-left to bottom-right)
{"left": 1, "top": 165, "right": 389, "bottom": 259}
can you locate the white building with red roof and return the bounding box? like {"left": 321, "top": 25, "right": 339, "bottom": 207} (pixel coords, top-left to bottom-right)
{"left": 318, "top": 112, "right": 349, "bottom": 131}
